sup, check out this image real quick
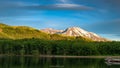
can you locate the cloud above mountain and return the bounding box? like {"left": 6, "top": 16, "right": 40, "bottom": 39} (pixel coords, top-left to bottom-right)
{"left": 0, "top": 1, "right": 93, "bottom": 10}
{"left": 25, "top": 4, "right": 93, "bottom": 10}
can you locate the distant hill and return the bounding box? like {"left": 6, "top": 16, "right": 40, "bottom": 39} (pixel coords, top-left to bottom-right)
{"left": 0, "top": 23, "right": 50, "bottom": 39}
{"left": 41, "top": 28, "right": 63, "bottom": 34}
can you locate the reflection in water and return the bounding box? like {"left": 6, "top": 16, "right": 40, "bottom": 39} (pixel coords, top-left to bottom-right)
{"left": 0, "top": 56, "right": 119, "bottom": 68}
{"left": 105, "top": 61, "right": 120, "bottom": 66}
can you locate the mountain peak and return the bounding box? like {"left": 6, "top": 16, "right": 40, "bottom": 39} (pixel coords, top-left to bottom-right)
{"left": 66, "top": 26, "right": 83, "bottom": 30}
{"left": 63, "top": 26, "right": 89, "bottom": 36}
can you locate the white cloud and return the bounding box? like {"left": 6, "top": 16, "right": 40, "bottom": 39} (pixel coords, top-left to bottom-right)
{"left": 53, "top": 0, "right": 93, "bottom": 10}
{"left": 55, "top": 4, "right": 82, "bottom": 7}
{"left": 22, "top": 2, "right": 93, "bottom": 10}
{"left": 54, "top": 4, "right": 93, "bottom": 9}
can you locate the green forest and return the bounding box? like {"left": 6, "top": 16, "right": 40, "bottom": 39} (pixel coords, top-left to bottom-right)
{"left": 0, "top": 38, "right": 120, "bottom": 56}
{"left": 0, "top": 23, "right": 120, "bottom": 56}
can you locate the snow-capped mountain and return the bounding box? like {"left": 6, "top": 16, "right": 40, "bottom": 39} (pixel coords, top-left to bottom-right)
{"left": 40, "top": 27, "right": 108, "bottom": 41}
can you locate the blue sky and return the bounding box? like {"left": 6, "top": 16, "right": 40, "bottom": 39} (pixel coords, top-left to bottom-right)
{"left": 0, "top": 0, "right": 120, "bottom": 40}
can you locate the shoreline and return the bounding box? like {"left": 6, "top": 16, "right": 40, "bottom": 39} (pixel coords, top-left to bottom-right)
{"left": 39, "top": 55, "right": 120, "bottom": 58}
{"left": 0, "top": 55, "right": 120, "bottom": 58}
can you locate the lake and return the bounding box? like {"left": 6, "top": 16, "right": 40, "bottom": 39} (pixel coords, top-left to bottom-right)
{"left": 0, "top": 56, "right": 120, "bottom": 68}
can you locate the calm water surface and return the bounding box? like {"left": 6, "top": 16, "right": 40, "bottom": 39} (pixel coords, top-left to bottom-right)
{"left": 0, "top": 56, "right": 120, "bottom": 68}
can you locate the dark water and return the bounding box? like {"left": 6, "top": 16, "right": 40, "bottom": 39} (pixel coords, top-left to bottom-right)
{"left": 0, "top": 56, "right": 120, "bottom": 68}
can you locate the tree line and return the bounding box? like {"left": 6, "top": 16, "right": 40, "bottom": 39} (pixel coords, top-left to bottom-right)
{"left": 0, "top": 38, "right": 120, "bottom": 56}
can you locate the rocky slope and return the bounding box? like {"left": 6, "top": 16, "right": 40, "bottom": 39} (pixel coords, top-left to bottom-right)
{"left": 40, "top": 28, "right": 63, "bottom": 34}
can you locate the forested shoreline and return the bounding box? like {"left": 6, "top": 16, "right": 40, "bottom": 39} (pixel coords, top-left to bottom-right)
{"left": 0, "top": 38, "right": 120, "bottom": 56}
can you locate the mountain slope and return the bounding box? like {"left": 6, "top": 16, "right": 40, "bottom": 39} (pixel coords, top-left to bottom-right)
{"left": 62, "top": 27, "right": 107, "bottom": 41}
